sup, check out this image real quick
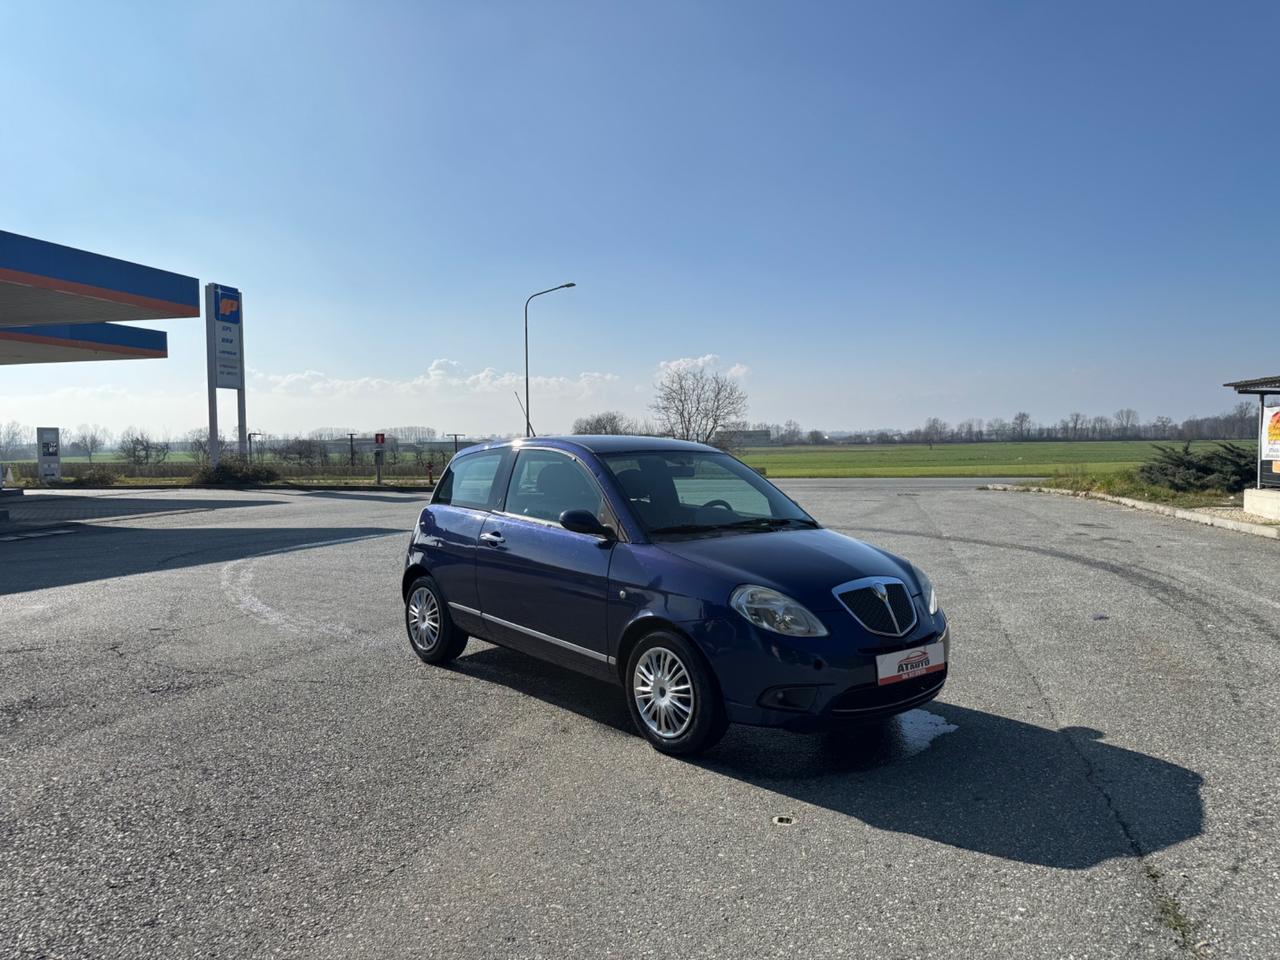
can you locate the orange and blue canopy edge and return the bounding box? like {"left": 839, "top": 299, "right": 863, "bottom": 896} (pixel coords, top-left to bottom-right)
{"left": 0, "top": 230, "right": 199, "bottom": 328}
{"left": 0, "top": 322, "right": 167, "bottom": 365}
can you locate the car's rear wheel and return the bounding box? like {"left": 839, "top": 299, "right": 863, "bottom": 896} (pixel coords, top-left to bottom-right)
{"left": 625, "top": 630, "right": 727, "bottom": 756}
{"left": 405, "top": 575, "right": 467, "bottom": 665}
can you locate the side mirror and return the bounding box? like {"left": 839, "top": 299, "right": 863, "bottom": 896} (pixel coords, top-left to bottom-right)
{"left": 560, "top": 509, "right": 613, "bottom": 539}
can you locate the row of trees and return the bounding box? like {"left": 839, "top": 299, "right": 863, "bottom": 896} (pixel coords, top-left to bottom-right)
{"left": 0, "top": 421, "right": 459, "bottom": 470}
{"left": 1, "top": 422, "right": 115, "bottom": 461}
{"left": 1, "top": 393, "right": 1259, "bottom": 464}
{"left": 898, "top": 404, "right": 1257, "bottom": 445}
{"left": 572, "top": 397, "right": 1261, "bottom": 448}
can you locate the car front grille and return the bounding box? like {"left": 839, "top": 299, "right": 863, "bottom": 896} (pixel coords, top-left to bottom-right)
{"left": 836, "top": 579, "right": 917, "bottom": 636}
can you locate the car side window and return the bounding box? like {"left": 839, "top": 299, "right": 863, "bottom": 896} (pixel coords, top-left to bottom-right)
{"left": 504, "top": 449, "right": 605, "bottom": 524}
{"left": 433, "top": 451, "right": 505, "bottom": 509}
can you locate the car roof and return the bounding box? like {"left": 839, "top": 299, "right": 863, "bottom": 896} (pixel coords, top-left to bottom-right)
{"left": 457, "top": 435, "right": 717, "bottom": 457}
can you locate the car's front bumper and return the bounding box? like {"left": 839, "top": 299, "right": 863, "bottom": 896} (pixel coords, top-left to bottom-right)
{"left": 681, "top": 609, "right": 950, "bottom": 731}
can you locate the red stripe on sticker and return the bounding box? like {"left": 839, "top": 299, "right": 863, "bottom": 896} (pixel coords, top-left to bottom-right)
{"left": 878, "top": 657, "right": 945, "bottom": 686}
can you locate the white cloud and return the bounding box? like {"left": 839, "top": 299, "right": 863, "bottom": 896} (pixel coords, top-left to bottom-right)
{"left": 656, "top": 354, "right": 749, "bottom": 378}
{"left": 249, "top": 360, "right": 617, "bottom": 401}
{"left": 658, "top": 353, "right": 719, "bottom": 373}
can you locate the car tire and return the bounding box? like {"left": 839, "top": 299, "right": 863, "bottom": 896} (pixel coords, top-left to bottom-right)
{"left": 405, "top": 575, "right": 468, "bottom": 665}
{"left": 625, "top": 630, "right": 728, "bottom": 756}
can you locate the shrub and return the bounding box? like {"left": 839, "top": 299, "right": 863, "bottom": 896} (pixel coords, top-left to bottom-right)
{"left": 190, "top": 459, "right": 279, "bottom": 486}
{"left": 70, "top": 465, "right": 120, "bottom": 487}
{"left": 1136, "top": 442, "right": 1254, "bottom": 493}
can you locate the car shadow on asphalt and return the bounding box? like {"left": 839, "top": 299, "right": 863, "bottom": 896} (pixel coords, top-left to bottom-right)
{"left": 0, "top": 524, "right": 404, "bottom": 595}
{"left": 2, "top": 494, "right": 284, "bottom": 526}
{"left": 453, "top": 645, "right": 1204, "bottom": 870}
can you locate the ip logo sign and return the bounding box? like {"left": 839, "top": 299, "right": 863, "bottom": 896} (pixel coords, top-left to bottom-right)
{"left": 214, "top": 287, "right": 241, "bottom": 324}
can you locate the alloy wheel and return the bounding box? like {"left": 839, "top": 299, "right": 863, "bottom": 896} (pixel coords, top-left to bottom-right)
{"left": 407, "top": 586, "right": 441, "bottom": 652}
{"left": 633, "top": 646, "right": 695, "bottom": 739}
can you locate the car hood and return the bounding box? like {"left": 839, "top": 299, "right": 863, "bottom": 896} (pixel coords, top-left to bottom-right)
{"left": 656, "top": 527, "right": 914, "bottom": 612}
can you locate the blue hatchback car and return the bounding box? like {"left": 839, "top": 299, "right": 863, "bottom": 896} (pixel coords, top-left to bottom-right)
{"left": 403, "top": 436, "right": 949, "bottom": 755}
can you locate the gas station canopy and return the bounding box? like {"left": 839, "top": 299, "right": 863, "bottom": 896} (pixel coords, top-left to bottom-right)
{"left": 0, "top": 230, "right": 199, "bottom": 364}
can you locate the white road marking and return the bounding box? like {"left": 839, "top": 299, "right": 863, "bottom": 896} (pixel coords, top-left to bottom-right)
{"left": 218, "top": 531, "right": 398, "bottom": 643}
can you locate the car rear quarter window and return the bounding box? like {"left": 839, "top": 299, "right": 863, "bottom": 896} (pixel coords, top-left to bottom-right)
{"left": 434, "top": 451, "right": 505, "bottom": 509}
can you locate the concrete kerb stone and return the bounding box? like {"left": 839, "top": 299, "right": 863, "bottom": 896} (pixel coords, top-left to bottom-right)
{"left": 982, "top": 484, "right": 1280, "bottom": 541}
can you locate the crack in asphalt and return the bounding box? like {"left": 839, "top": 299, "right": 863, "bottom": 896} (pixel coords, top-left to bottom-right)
{"left": 903, "top": 496, "right": 1209, "bottom": 958}
{"left": 852, "top": 523, "right": 1263, "bottom": 709}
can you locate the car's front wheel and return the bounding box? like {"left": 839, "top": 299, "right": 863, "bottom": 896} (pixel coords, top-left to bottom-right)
{"left": 405, "top": 575, "right": 468, "bottom": 665}
{"left": 625, "top": 630, "right": 727, "bottom": 756}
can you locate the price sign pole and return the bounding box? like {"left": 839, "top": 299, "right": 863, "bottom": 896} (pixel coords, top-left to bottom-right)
{"left": 205, "top": 284, "right": 247, "bottom": 467}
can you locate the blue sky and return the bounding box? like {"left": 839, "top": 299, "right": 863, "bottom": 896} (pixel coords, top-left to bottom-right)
{"left": 2, "top": 0, "right": 1276, "bottom": 437}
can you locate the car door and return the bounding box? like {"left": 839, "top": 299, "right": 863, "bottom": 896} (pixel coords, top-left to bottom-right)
{"left": 475, "top": 447, "right": 615, "bottom": 676}
{"left": 422, "top": 448, "right": 510, "bottom": 636}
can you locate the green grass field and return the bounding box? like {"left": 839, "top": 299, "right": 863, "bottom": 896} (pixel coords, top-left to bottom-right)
{"left": 737, "top": 440, "right": 1253, "bottom": 478}
{"left": 6, "top": 440, "right": 1254, "bottom": 482}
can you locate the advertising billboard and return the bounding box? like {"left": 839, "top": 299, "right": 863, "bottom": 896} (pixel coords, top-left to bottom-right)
{"left": 37, "top": 426, "right": 60, "bottom": 481}
{"left": 1264, "top": 402, "right": 1280, "bottom": 462}
{"left": 209, "top": 285, "right": 244, "bottom": 389}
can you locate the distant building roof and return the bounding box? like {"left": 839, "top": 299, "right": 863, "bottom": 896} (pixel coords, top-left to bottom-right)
{"left": 1224, "top": 375, "right": 1280, "bottom": 394}
{"left": 712, "top": 428, "right": 773, "bottom": 443}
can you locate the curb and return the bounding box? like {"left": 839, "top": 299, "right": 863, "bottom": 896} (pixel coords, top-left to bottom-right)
{"left": 269, "top": 483, "right": 435, "bottom": 493}
{"left": 982, "top": 484, "right": 1280, "bottom": 541}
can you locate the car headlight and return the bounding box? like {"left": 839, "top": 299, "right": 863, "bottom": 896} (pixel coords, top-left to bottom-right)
{"left": 730, "top": 585, "right": 828, "bottom": 637}
{"left": 912, "top": 565, "right": 939, "bottom": 615}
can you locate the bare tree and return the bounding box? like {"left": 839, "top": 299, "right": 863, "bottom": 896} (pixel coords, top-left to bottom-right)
{"left": 186, "top": 428, "right": 226, "bottom": 465}
{"left": 72, "top": 424, "right": 111, "bottom": 462}
{"left": 922, "top": 417, "right": 949, "bottom": 448}
{"left": 651, "top": 366, "right": 748, "bottom": 446}
{"left": 1, "top": 421, "right": 33, "bottom": 459}
{"left": 781, "top": 419, "right": 803, "bottom": 444}
{"left": 118, "top": 428, "right": 149, "bottom": 465}
{"left": 1012, "top": 412, "right": 1032, "bottom": 440}
{"left": 572, "top": 411, "right": 636, "bottom": 435}
{"left": 385, "top": 426, "right": 437, "bottom": 443}
{"left": 1113, "top": 408, "right": 1139, "bottom": 438}
{"left": 274, "top": 437, "right": 326, "bottom": 468}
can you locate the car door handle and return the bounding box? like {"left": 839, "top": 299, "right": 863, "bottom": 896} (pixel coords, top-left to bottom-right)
{"left": 479, "top": 530, "right": 505, "bottom": 546}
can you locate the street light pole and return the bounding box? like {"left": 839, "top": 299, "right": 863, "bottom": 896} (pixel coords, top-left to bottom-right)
{"left": 524, "top": 283, "right": 575, "bottom": 437}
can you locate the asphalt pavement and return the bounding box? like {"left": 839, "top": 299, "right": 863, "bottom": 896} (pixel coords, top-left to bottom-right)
{"left": 2, "top": 480, "right": 1277, "bottom": 959}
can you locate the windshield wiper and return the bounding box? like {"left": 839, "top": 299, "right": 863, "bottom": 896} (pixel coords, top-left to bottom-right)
{"left": 649, "top": 523, "right": 723, "bottom": 535}
{"left": 719, "top": 517, "right": 818, "bottom": 530}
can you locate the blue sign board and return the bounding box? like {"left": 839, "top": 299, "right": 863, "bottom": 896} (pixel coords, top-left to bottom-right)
{"left": 210, "top": 284, "right": 243, "bottom": 388}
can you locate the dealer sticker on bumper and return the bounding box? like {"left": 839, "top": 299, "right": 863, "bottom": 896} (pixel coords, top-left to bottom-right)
{"left": 876, "top": 641, "right": 946, "bottom": 686}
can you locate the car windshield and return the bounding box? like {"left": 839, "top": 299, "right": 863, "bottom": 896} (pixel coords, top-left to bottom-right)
{"left": 600, "top": 450, "right": 816, "bottom": 537}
